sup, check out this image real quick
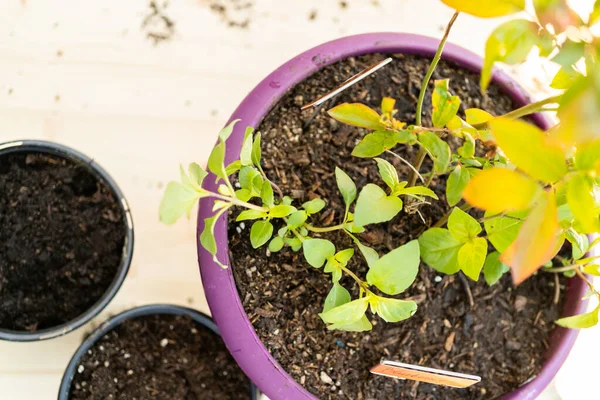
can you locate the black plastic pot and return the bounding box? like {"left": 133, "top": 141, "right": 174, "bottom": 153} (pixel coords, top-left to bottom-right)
{"left": 0, "top": 140, "right": 134, "bottom": 341}
{"left": 58, "top": 304, "right": 259, "bottom": 400}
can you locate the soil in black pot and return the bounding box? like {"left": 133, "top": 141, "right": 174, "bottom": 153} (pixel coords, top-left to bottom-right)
{"left": 0, "top": 152, "right": 126, "bottom": 332}
{"left": 229, "top": 53, "right": 565, "bottom": 399}
{"left": 69, "top": 314, "right": 251, "bottom": 400}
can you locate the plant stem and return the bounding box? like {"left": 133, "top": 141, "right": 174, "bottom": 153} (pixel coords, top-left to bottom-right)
{"left": 545, "top": 264, "right": 581, "bottom": 273}
{"left": 472, "top": 95, "right": 562, "bottom": 129}
{"left": 385, "top": 150, "right": 425, "bottom": 184}
{"left": 575, "top": 268, "right": 600, "bottom": 296}
{"left": 408, "top": 11, "right": 459, "bottom": 188}
{"left": 478, "top": 213, "right": 524, "bottom": 223}
{"left": 304, "top": 222, "right": 346, "bottom": 233}
{"left": 433, "top": 203, "right": 472, "bottom": 228}
{"left": 207, "top": 192, "right": 269, "bottom": 212}
{"left": 339, "top": 263, "right": 370, "bottom": 291}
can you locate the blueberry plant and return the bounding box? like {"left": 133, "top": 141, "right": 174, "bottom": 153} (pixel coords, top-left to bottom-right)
{"left": 328, "top": 0, "right": 600, "bottom": 328}
{"left": 160, "top": 122, "right": 434, "bottom": 331}
{"left": 161, "top": 0, "right": 600, "bottom": 331}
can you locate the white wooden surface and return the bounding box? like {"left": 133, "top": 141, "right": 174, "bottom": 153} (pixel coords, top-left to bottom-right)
{"left": 0, "top": 0, "right": 596, "bottom": 398}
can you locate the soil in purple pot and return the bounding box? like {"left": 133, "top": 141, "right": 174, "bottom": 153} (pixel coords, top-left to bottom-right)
{"left": 0, "top": 152, "right": 125, "bottom": 332}
{"left": 69, "top": 314, "right": 251, "bottom": 400}
{"left": 229, "top": 53, "right": 565, "bottom": 399}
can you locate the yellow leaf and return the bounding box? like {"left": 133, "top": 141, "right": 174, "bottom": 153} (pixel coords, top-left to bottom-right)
{"left": 567, "top": 174, "right": 600, "bottom": 234}
{"left": 463, "top": 168, "right": 541, "bottom": 214}
{"left": 465, "top": 108, "right": 494, "bottom": 126}
{"left": 490, "top": 118, "right": 567, "bottom": 183}
{"left": 381, "top": 97, "right": 396, "bottom": 116}
{"left": 502, "top": 191, "right": 560, "bottom": 285}
{"left": 327, "top": 103, "right": 383, "bottom": 131}
{"left": 575, "top": 140, "right": 600, "bottom": 174}
{"left": 554, "top": 73, "right": 600, "bottom": 148}
{"left": 441, "top": 0, "right": 525, "bottom": 18}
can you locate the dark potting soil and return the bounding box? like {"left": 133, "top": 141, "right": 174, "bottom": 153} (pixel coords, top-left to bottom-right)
{"left": 69, "top": 314, "right": 251, "bottom": 400}
{"left": 229, "top": 53, "right": 566, "bottom": 399}
{"left": 0, "top": 152, "right": 126, "bottom": 332}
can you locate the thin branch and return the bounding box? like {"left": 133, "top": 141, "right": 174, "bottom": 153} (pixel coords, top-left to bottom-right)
{"left": 385, "top": 150, "right": 425, "bottom": 184}
{"left": 408, "top": 11, "right": 459, "bottom": 187}
{"left": 304, "top": 222, "right": 346, "bottom": 233}
{"left": 472, "top": 95, "right": 562, "bottom": 129}
{"left": 458, "top": 272, "right": 474, "bottom": 308}
{"left": 553, "top": 273, "right": 560, "bottom": 305}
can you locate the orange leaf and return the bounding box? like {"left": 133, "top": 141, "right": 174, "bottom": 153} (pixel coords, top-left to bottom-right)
{"left": 501, "top": 191, "right": 561, "bottom": 285}
{"left": 462, "top": 168, "right": 541, "bottom": 214}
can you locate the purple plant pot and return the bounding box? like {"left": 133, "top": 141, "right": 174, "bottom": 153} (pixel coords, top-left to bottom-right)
{"left": 198, "top": 33, "right": 588, "bottom": 400}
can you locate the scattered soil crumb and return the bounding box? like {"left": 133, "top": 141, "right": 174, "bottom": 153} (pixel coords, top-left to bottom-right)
{"left": 142, "top": 1, "right": 176, "bottom": 45}
{"left": 202, "top": 0, "right": 254, "bottom": 29}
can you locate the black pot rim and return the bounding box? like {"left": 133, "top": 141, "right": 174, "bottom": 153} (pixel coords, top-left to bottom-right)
{"left": 58, "top": 304, "right": 259, "bottom": 400}
{"left": 0, "top": 139, "right": 134, "bottom": 341}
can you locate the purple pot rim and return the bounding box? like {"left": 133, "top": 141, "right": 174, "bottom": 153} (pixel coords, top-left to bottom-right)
{"left": 197, "top": 32, "right": 589, "bottom": 400}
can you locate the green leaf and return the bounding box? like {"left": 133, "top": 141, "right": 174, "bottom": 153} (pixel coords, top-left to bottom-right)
{"left": 251, "top": 132, "right": 262, "bottom": 169}
{"left": 483, "top": 251, "right": 510, "bottom": 285}
{"left": 323, "top": 282, "right": 351, "bottom": 313}
{"left": 354, "top": 184, "right": 403, "bottom": 227}
{"left": 303, "top": 238, "right": 336, "bottom": 268}
{"left": 185, "top": 163, "right": 208, "bottom": 188}
{"left": 200, "top": 209, "right": 228, "bottom": 268}
{"left": 327, "top": 103, "right": 383, "bottom": 130}
{"left": 354, "top": 240, "right": 380, "bottom": 268}
{"left": 373, "top": 158, "right": 399, "bottom": 190}
{"left": 319, "top": 296, "right": 369, "bottom": 325}
{"left": 234, "top": 189, "right": 252, "bottom": 202}
{"left": 366, "top": 240, "right": 420, "bottom": 295}
{"left": 159, "top": 182, "right": 203, "bottom": 224}
{"left": 481, "top": 19, "right": 539, "bottom": 92}
{"left": 441, "top": 0, "right": 525, "bottom": 18}
{"left": 419, "top": 228, "right": 462, "bottom": 274}
{"left": 395, "top": 185, "right": 439, "bottom": 200}
{"left": 484, "top": 211, "right": 527, "bottom": 253}
{"left": 225, "top": 160, "right": 242, "bottom": 176}
{"left": 218, "top": 119, "right": 239, "bottom": 143}
{"left": 302, "top": 198, "right": 326, "bottom": 215}
{"left": 236, "top": 210, "right": 268, "bottom": 221}
{"left": 567, "top": 174, "right": 600, "bottom": 234}
{"left": 565, "top": 229, "right": 589, "bottom": 260}
{"left": 269, "top": 204, "right": 297, "bottom": 218}
{"left": 418, "top": 131, "right": 451, "bottom": 174}
{"left": 287, "top": 210, "right": 307, "bottom": 229}
{"left": 552, "top": 40, "right": 586, "bottom": 68}
{"left": 448, "top": 207, "right": 482, "bottom": 242}
{"left": 551, "top": 65, "right": 582, "bottom": 90}
{"left": 324, "top": 259, "right": 343, "bottom": 283}
{"left": 575, "top": 140, "right": 600, "bottom": 173}
{"left": 458, "top": 132, "right": 475, "bottom": 159}
{"left": 240, "top": 127, "right": 254, "bottom": 166}
{"left": 335, "top": 167, "right": 357, "bottom": 211}
{"left": 261, "top": 181, "right": 274, "bottom": 206}
{"left": 250, "top": 220, "right": 274, "bottom": 248}
{"left": 370, "top": 296, "right": 417, "bottom": 323}
{"left": 335, "top": 248, "right": 354, "bottom": 265}
{"left": 556, "top": 308, "right": 600, "bottom": 329}
{"left": 326, "top": 315, "right": 372, "bottom": 332}
{"left": 432, "top": 79, "right": 461, "bottom": 128}
{"left": 489, "top": 118, "right": 567, "bottom": 183}
{"left": 268, "top": 236, "right": 284, "bottom": 253}
{"left": 591, "top": 0, "right": 600, "bottom": 25}
{"left": 207, "top": 141, "right": 228, "bottom": 181}
{"left": 446, "top": 165, "right": 471, "bottom": 207}
{"left": 351, "top": 131, "right": 410, "bottom": 158}
{"left": 458, "top": 238, "right": 488, "bottom": 281}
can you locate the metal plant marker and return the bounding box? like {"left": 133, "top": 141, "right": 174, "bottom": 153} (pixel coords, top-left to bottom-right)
{"left": 300, "top": 57, "right": 393, "bottom": 111}
{"left": 370, "top": 360, "right": 481, "bottom": 388}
